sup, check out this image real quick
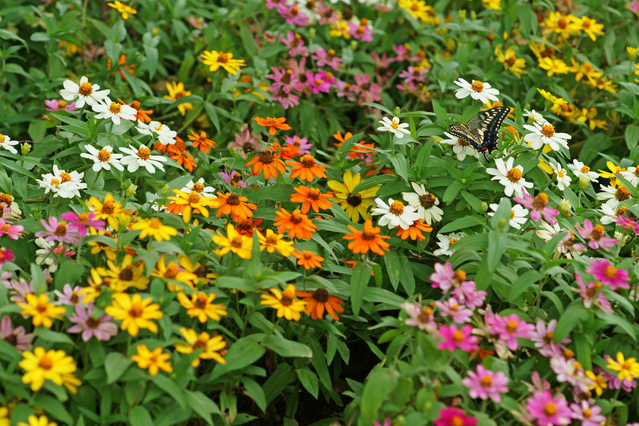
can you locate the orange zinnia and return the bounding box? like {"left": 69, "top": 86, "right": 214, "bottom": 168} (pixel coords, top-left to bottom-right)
{"left": 235, "top": 217, "right": 263, "bottom": 237}
{"left": 395, "top": 219, "right": 433, "bottom": 241}
{"left": 295, "top": 288, "right": 344, "bottom": 321}
{"left": 333, "top": 131, "right": 353, "bottom": 148}
{"left": 154, "top": 136, "right": 187, "bottom": 155}
{"left": 214, "top": 192, "right": 257, "bottom": 221}
{"left": 188, "top": 130, "right": 216, "bottom": 153}
{"left": 349, "top": 142, "right": 376, "bottom": 161}
{"left": 274, "top": 208, "right": 317, "bottom": 240}
{"left": 254, "top": 116, "right": 292, "bottom": 135}
{"left": 108, "top": 54, "right": 134, "bottom": 80}
{"left": 270, "top": 142, "right": 299, "bottom": 160}
{"left": 170, "top": 150, "right": 198, "bottom": 172}
{"left": 245, "top": 150, "right": 286, "bottom": 180}
{"left": 118, "top": 98, "right": 152, "bottom": 123}
{"left": 290, "top": 186, "right": 333, "bottom": 213}
{"left": 287, "top": 155, "right": 327, "bottom": 182}
{"left": 343, "top": 220, "right": 390, "bottom": 256}
{"left": 292, "top": 250, "right": 324, "bottom": 269}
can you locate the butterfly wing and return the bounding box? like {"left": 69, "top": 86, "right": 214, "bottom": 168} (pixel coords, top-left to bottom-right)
{"left": 448, "top": 123, "right": 484, "bottom": 150}
{"left": 465, "top": 106, "right": 510, "bottom": 152}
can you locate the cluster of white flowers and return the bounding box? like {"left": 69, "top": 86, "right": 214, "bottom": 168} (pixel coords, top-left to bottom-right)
{"left": 137, "top": 121, "right": 178, "bottom": 146}
{"left": 37, "top": 165, "right": 87, "bottom": 199}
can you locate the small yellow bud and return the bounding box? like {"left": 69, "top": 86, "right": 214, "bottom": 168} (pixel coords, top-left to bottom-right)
{"left": 558, "top": 199, "right": 571, "bottom": 214}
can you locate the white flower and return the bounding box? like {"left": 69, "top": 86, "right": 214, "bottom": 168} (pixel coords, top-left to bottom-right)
{"left": 371, "top": 197, "right": 420, "bottom": 230}
{"left": 599, "top": 203, "right": 622, "bottom": 225}
{"left": 92, "top": 97, "right": 137, "bottom": 125}
{"left": 433, "top": 233, "right": 463, "bottom": 256}
{"left": 137, "top": 121, "right": 177, "bottom": 146}
{"left": 488, "top": 202, "right": 529, "bottom": 229}
{"left": 567, "top": 159, "right": 599, "bottom": 183}
{"left": 549, "top": 161, "right": 572, "bottom": 190}
{"left": 402, "top": 182, "right": 444, "bottom": 225}
{"left": 440, "top": 132, "right": 479, "bottom": 161}
{"left": 0, "top": 133, "right": 20, "bottom": 154}
{"left": 596, "top": 185, "right": 632, "bottom": 210}
{"left": 81, "top": 145, "right": 124, "bottom": 172}
{"left": 523, "top": 109, "right": 545, "bottom": 125}
{"left": 523, "top": 122, "right": 571, "bottom": 151}
{"left": 619, "top": 167, "right": 639, "bottom": 187}
{"left": 35, "top": 238, "right": 57, "bottom": 271}
{"left": 486, "top": 157, "right": 533, "bottom": 197}
{"left": 119, "top": 145, "right": 167, "bottom": 174}
{"left": 453, "top": 78, "right": 499, "bottom": 103}
{"left": 59, "top": 76, "right": 110, "bottom": 108}
{"left": 377, "top": 116, "right": 411, "bottom": 139}
{"left": 37, "top": 165, "right": 86, "bottom": 199}
{"left": 536, "top": 221, "right": 562, "bottom": 242}
{"left": 182, "top": 178, "right": 216, "bottom": 198}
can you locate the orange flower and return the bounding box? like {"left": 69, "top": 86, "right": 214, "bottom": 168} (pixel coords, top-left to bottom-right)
{"left": 343, "top": 259, "right": 375, "bottom": 276}
{"left": 254, "top": 116, "right": 292, "bottom": 135}
{"left": 295, "top": 288, "right": 344, "bottom": 320}
{"left": 155, "top": 136, "right": 187, "bottom": 155}
{"left": 235, "top": 217, "right": 263, "bottom": 237}
{"left": 108, "top": 54, "right": 134, "bottom": 80}
{"left": 118, "top": 99, "right": 152, "bottom": 123}
{"left": 290, "top": 186, "right": 333, "bottom": 213}
{"left": 287, "top": 155, "right": 327, "bottom": 182}
{"left": 214, "top": 192, "right": 257, "bottom": 221}
{"left": 270, "top": 142, "right": 299, "bottom": 160}
{"left": 245, "top": 150, "right": 286, "bottom": 180}
{"left": 343, "top": 220, "right": 390, "bottom": 255}
{"left": 166, "top": 189, "right": 218, "bottom": 223}
{"left": 292, "top": 250, "right": 324, "bottom": 269}
{"left": 188, "top": 130, "right": 216, "bottom": 153}
{"left": 365, "top": 164, "right": 394, "bottom": 177}
{"left": 333, "top": 131, "right": 353, "bottom": 148}
{"left": 395, "top": 219, "right": 433, "bottom": 241}
{"left": 471, "top": 347, "right": 496, "bottom": 361}
{"left": 170, "top": 150, "right": 198, "bottom": 172}
{"left": 274, "top": 208, "right": 317, "bottom": 240}
{"left": 349, "top": 142, "right": 376, "bottom": 161}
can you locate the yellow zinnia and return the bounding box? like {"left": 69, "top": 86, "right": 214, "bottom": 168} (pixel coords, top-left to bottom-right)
{"left": 17, "top": 415, "right": 58, "bottom": 426}
{"left": 19, "top": 347, "right": 77, "bottom": 391}
{"left": 212, "top": 223, "right": 253, "bottom": 260}
{"left": 107, "top": 1, "right": 137, "bottom": 20}
{"left": 327, "top": 170, "right": 380, "bottom": 222}
{"left": 201, "top": 50, "right": 246, "bottom": 75}
{"left": 17, "top": 294, "right": 66, "bottom": 328}
{"left": 130, "top": 217, "right": 178, "bottom": 242}
{"left": 177, "top": 292, "right": 227, "bottom": 323}
{"left": 606, "top": 352, "right": 639, "bottom": 382}
{"left": 258, "top": 229, "right": 295, "bottom": 257}
{"left": 131, "top": 344, "right": 173, "bottom": 376}
{"left": 260, "top": 284, "right": 307, "bottom": 321}
{"left": 174, "top": 328, "right": 227, "bottom": 367}
{"left": 167, "top": 189, "right": 218, "bottom": 223}
{"left": 102, "top": 254, "right": 149, "bottom": 292}
{"left": 164, "top": 81, "right": 193, "bottom": 116}
{"left": 105, "top": 293, "right": 163, "bottom": 336}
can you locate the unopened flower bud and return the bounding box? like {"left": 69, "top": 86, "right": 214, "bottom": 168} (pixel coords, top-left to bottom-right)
{"left": 350, "top": 40, "right": 358, "bottom": 50}
{"left": 558, "top": 198, "right": 571, "bottom": 214}
{"left": 117, "top": 213, "right": 131, "bottom": 229}
{"left": 470, "top": 10, "right": 477, "bottom": 19}
{"left": 578, "top": 174, "right": 590, "bottom": 190}
{"left": 21, "top": 143, "right": 31, "bottom": 156}
{"left": 459, "top": 10, "right": 466, "bottom": 22}
{"left": 152, "top": 28, "right": 159, "bottom": 36}
{"left": 308, "top": 28, "right": 316, "bottom": 38}
{"left": 394, "top": 107, "right": 401, "bottom": 116}
{"left": 498, "top": 218, "right": 507, "bottom": 229}
{"left": 396, "top": 415, "right": 406, "bottom": 426}
{"left": 481, "top": 202, "right": 488, "bottom": 212}
{"left": 161, "top": 184, "right": 170, "bottom": 197}
{"left": 126, "top": 184, "right": 137, "bottom": 197}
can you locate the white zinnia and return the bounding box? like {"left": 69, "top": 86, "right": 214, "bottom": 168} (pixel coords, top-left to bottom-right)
{"left": 523, "top": 122, "right": 571, "bottom": 151}
{"left": 137, "top": 121, "right": 177, "bottom": 146}
{"left": 599, "top": 204, "right": 621, "bottom": 225}
{"left": 596, "top": 185, "right": 632, "bottom": 210}
{"left": 59, "top": 76, "right": 110, "bottom": 108}
{"left": 377, "top": 116, "right": 411, "bottom": 139}
{"left": 35, "top": 238, "right": 57, "bottom": 272}
{"left": 486, "top": 157, "right": 533, "bottom": 197}
{"left": 453, "top": 78, "right": 499, "bottom": 103}
{"left": 488, "top": 202, "right": 529, "bottom": 229}
{"left": 523, "top": 109, "right": 545, "bottom": 125}
{"left": 182, "top": 178, "right": 216, "bottom": 198}
{"left": 81, "top": 145, "right": 124, "bottom": 172}
{"left": 119, "top": 145, "right": 167, "bottom": 174}
{"left": 567, "top": 159, "right": 599, "bottom": 183}
{"left": 0, "top": 133, "right": 20, "bottom": 154}
{"left": 619, "top": 166, "right": 639, "bottom": 187}
{"left": 371, "top": 197, "right": 420, "bottom": 230}
{"left": 440, "top": 132, "right": 479, "bottom": 161}
{"left": 402, "top": 182, "right": 444, "bottom": 224}
{"left": 37, "top": 165, "right": 86, "bottom": 199}
{"left": 433, "top": 233, "right": 463, "bottom": 256}
{"left": 549, "top": 161, "right": 572, "bottom": 190}
{"left": 92, "top": 97, "right": 136, "bottom": 125}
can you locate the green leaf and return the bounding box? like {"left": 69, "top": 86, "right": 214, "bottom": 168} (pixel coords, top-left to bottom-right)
{"left": 625, "top": 124, "right": 639, "bottom": 151}
{"left": 209, "top": 337, "right": 265, "bottom": 379}
{"left": 490, "top": 198, "right": 512, "bottom": 230}
{"left": 509, "top": 270, "right": 543, "bottom": 302}
{"left": 242, "top": 378, "right": 267, "bottom": 412}
{"left": 442, "top": 181, "right": 464, "bottom": 203}
{"left": 596, "top": 311, "right": 637, "bottom": 341}
{"left": 486, "top": 231, "right": 507, "bottom": 271}
{"left": 438, "top": 216, "right": 484, "bottom": 233}
{"left": 151, "top": 374, "right": 186, "bottom": 407}
{"left": 129, "top": 406, "right": 154, "bottom": 426}
{"left": 351, "top": 174, "right": 393, "bottom": 195}
{"left": 251, "top": 184, "right": 294, "bottom": 201}
{"left": 35, "top": 328, "right": 74, "bottom": 346}
{"left": 432, "top": 100, "right": 450, "bottom": 127}
{"left": 296, "top": 369, "right": 319, "bottom": 399}
{"left": 204, "top": 103, "right": 220, "bottom": 133}
{"left": 240, "top": 25, "right": 258, "bottom": 57}
{"left": 263, "top": 364, "right": 296, "bottom": 405}
{"left": 398, "top": 254, "right": 415, "bottom": 296}
{"left": 33, "top": 395, "right": 73, "bottom": 425}
{"left": 104, "top": 352, "right": 134, "bottom": 385}
{"left": 553, "top": 301, "right": 589, "bottom": 343}
{"left": 0, "top": 157, "right": 36, "bottom": 179}
{"left": 184, "top": 391, "right": 221, "bottom": 426}
{"left": 264, "top": 335, "right": 313, "bottom": 358}
{"left": 350, "top": 262, "right": 371, "bottom": 316}
{"left": 54, "top": 261, "right": 85, "bottom": 287}
{"left": 383, "top": 251, "right": 401, "bottom": 291}
{"left": 388, "top": 153, "right": 408, "bottom": 183}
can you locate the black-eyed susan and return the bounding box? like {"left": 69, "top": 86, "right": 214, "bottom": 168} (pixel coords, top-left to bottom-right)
{"left": 295, "top": 288, "right": 344, "bottom": 320}
{"left": 258, "top": 229, "right": 295, "bottom": 256}
{"left": 260, "top": 284, "right": 307, "bottom": 321}
{"left": 174, "top": 328, "right": 227, "bottom": 367}
{"left": 201, "top": 50, "right": 246, "bottom": 75}
{"left": 179, "top": 255, "right": 219, "bottom": 287}
{"left": 290, "top": 186, "right": 333, "bottom": 213}
{"left": 212, "top": 223, "right": 253, "bottom": 259}
{"left": 343, "top": 220, "right": 391, "bottom": 256}
{"left": 167, "top": 189, "right": 218, "bottom": 223}
{"left": 19, "top": 347, "right": 77, "bottom": 391}
{"left": 164, "top": 81, "right": 193, "bottom": 116}
{"left": 151, "top": 255, "right": 198, "bottom": 292}
{"left": 287, "top": 155, "right": 328, "bottom": 182}
{"left": 177, "top": 292, "right": 227, "bottom": 323}
{"left": 245, "top": 150, "right": 287, "bottom": 181}
{"left": 17, "top": 294, "right": 66, "bottom": 328}
{"left": 130, "top": 217, "right": 178, "bottom": 241}
{"left": 102, "top": 254, "right": 149, "bottom": 292}
{"left": 105, "top": 293, "right": 163, "bottom": 336}
{"left": 328, "top": 171, "right": 380, "bottom": 222}
{"left": 273, "top": 208, "right": 317, "bottom": 240}
{"left": 131, "top": 344, "right": 173, "bottom": 376}
{"left": 214, "top": 192, "right": 257, "bottom": 221}
{"left": 292, "top": 249, "right": 324, "bottom": 269}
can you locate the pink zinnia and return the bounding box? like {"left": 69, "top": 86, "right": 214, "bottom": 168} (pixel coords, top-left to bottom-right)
{"left": 266, "top": 67, "right": 303, "bottom": 94}
{"left": 513, "top": 190, "right": 559, "bottom": 225}
{"left": 429, "top": 262, "right": 460, "bottom": 293}
{"left": 586, "top": 259, "right": 630, "bottom": 290}
{"left": 433, "top": 406, "right": 477, "bottom": 426}
{"left": 575, "top": 220, "right": 617, "bottom": 251}
{"left": 525, "top": 391, "right": 572, "bottom": 426}
{"left": 53, "top": 283, "right": 86, "bottom": 306}
{"left": 353, "top": 72, "right": 382, "bottom": 105}
{"left": 68, "top": 303, "right": 118, "bottom": 342}
{"left": 228, "top": 123, "right": 261, "bottom": 158}
{"left": 530, "top": 319, "right": 570, "bottom": 358}
{"left": 60, "top": 210, "right": 105, "bottom": 237}
{"left": 0, "top": 315, "right": 33, "bottom": 351}
{"left": 35, "top": 216, "right": 80, "bottom": 245}
{"left": 271, "top": 90, "right": 300, "bottom": 109}
{"left": 437, "top": 324, "right": 479, "bottom": 352}
{"left": 312, "top": 47, "right": 342, "bottom": 71}
{"left": 220, "top": 169, "right": 247, "bottom": 188}
{"left": 279, "top": 31, "right": 309, "bottom": 57}
{"left": 283, "top": 135, "right": 312, "bottom": 155}
{"left": 615, "top": 215, "right": 639, "bottom": 234}
{"left": 453, "top": 281, "right": 487, "bottom": 310}
{"left": 347, "top": 21, "right": 374, "bottom": 42}
{"left": 570, "top": 400, "right": 606, "bottom": 426}
{"left": 45, "top": 99, "right": 77, "bottom": 112}
{"left": 334, "top": 79, "right": 358, "bottom": 102}
{"left": 0, "top": 248, "right": 14, "bottom": 264}
{"left": 392, "top": 44, "right": 421, "bottom": 62}
{"left": 487, "top": 313, "right": 534, "bottom": 351}
{"left": 4, "top": 277, "right": 35, "bottom": 304}
{"left": 305, "top": 70, "right": 333, "bottom": 94}
{"left": 573, "top": 273, "right": 613, "bottom": 313}
{"left": 0, "top": 219, "right": 23, "bottom": 240}
{"left": 629, "top": 0, "right": 639, "bottom": 13}
{"left": 278, "top": 5, "right": 309, "bottom": 26}
{"left": 435, "top": 297, "right": 473, "bottom": 324}
{"left": 461, "top": 364, "right": 509, "bottom": 402}
{"left": 401, "top": 302, "right": 437, "bottom": 332}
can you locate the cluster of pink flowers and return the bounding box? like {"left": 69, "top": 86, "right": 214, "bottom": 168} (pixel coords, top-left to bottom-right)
{"left": 575, "top": 219, "right": 618, "bottom": 251}
{"left": 513, "top": 190, "right": 560, "bottom": 225}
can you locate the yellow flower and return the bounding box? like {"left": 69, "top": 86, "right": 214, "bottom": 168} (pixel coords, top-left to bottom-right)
{"left": 179, "top": 255, "right": 219, "bottom": 287}
{"left": 568, "top": 58, "right": 603, "bottom": 84}
{"left": 212, "top": 223, "right": 253, "bottom": 260}
{"left": 542, "top": 12, "right": 580, "bottom": 39}
{"left": 606, "top": 352, "right": 639, "bottom": 382}
{"left": 598, "top": 161, "right": 624, "bottom": 187}
{"left": 585, "top": 370, "right": 607, "bottom": 396}
{"left": 258, "top": 229, "right": 295, "bottom": 257}
{"left": 151, "top": 255, "right": 198, "bottom": 292}
{"left": 102, "top": 254, "right": 149, "bottom": 292}
{"left": 538, "top": 159, "right": 554, "bottom": 174}
{"left": 201, "top": 50, "right": 246, "bottom": 75}
{"left": 588, "top": 77, "right": 617, "bottom": 93}
{"left": 19, "top": 347, "right": 77, "bottom": 391}
{"left": 634, "top": 63, "right": 639, "bottom": 77}
{"left": 87, "top": 229, "right": 119, "bottom": 260}
{"left": 627, "top": 47, "right": 639, "bottom": 60}
{"left": 329, "top": 20, "right": 351, "bottom": 39}
{"left": 131, "top": 344, "right": 173, "bottom": 376}
{"left": 482, "top": 0, "right": 501, "bottom": 10}
{"left": 17, "top": 415, "right": 58, "bottom": 426}
{"left": 164, "top": 81, "right": 193, "bottom": 116}
{"left": 397, "top": 0, "right": 430, "bottom": 22}
{"left": 105, "top": 293, "right": 163, "bottom": 336}
{"left": 88, "top": 193, "right": 125, "bottom": 230}
{"left": 174, "top": 328, "right": 227, "bottom": 367}
{"left": 260, "top": 284, "right": 307, "bottom": 321}
{"left": 0, "top": 407, "right": 9, "bottom": 426}
{"left": 327, "top": 170, "right": 380, "bottom": 222}
{"left": 17, "top": 294, "right": 66, "bottom": 328}
{"left": 537, "top": 88, "right": 568, "bottom": 106}
{"left": 107, "top": 1, "right": 137, "bottom": 20}
{"left": 538, "top": 57, "right": 570, "bottom": 76}
{"left": 61, "top": 373, "right": 82, "bottom": 394}
{"left": 576, "top": 108, "right": 608, "bottom": 130}
{"left": 131, "top": 217, "right": 178, "bottom": 241}
{"left": 577, "top": 16, "right": 604, "bottom": 41}
{"left": 177, "top": 292, "right": 227, "bottom": 323}
{"left": 529, "top": 40, "right": 554, "bottom": 59}
{"left": 167, "top": 189, "right": 218, "bottom": 223}
{"left": 495, "top": 45, "right": 526, "bottom": 78}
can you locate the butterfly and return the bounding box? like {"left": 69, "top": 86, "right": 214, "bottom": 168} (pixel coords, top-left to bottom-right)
{"left": 448, "top": 107, "right": 510, "bottom": 157}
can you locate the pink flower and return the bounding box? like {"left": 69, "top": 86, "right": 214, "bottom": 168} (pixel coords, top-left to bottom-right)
{"left": 429, "top": 262, "right": 459, "bottom": 293}
{"left": 397, "top": 66, "right": 429, "bottom": 90}
{"left": 530, "top": 319, "right": 570, "bottom": 358}
{"left": 0, "top": 315, "right": 33, "bottom": 351}
{"left": 279, "top": 31, "right": 309, "bottom": 57}
{"left": 53, "top": 284, "right": 86, "bottom": 306}
{"left": 60, "top": 211, "right": 105, "bottom": 237}
{"left": 266, "top": 67, "right": 303, "bottom": 94}
{"left": 570, "top": 400, "right": 606, "bottom": 426}
{"left": 513, "top": 190, "right": 559, "bottom": 225}
{"left": 283, "top": 135, "right": 312, "bottom": 155}
{"left": 435, "top": 297, "right": 473, "bottom": 323}
{"left": 278, "top": 5, "right": 310, "bottom": 26}
{"left": 0, "top": 248, "right": 14, "bottom": 264}
{"left": 372, "top": 419, "right": 391, "bottom": 426}
{"left": 312, "top": 47, "right": 342, "bottom": 71}
{"left": 334, "top": 79, "right": 358, "bottom": 102}
{"left": 401, "top": 302, "right": 437, "bottom": 332}
{"left": 434, "top": 406, "right": 478, "bottom": 426}
{"left": 348, "top": 21, "right": 374, "bottom": 42}
{"left": 35, "top": 216, "right": 80, "bottom": 245}
{"left": 586, "top": 259, "right": 630, "bottom": 290}
{"left": 316, "top": 2, "right": 338, "bottom": 24}
{"left": 228, "top": 124, "right": 261, "bottom": 158}
{"left": 523, "top": 371, "right": 552, "bottom": 394}
{"left": 550, "top": 357, "right": 590, "bottom": 393}
{"left": 0, "top": 218, "right": 23, "bottom": 240}
{"left": 453, "top": 281, "right": 487, "bottom": 310}
{"left": 461, "top": 364, "right": 509, "bottom": 402}
{"left": 437, "top": 324, "right": 479, "bottom": 352}
{"left": 271, "top": 89, "right": 300, "bottom": 109}
{"left": 220, "top": 169, "right": 247, "bottom": 188}
{"left": 305, "top": 70, "right": 334, "bottom": 94}
{"left": 4, "top": 277, "right": 35, "bottom": 304}
{"left": 45, "top": 99, "right": 77, "bottom": 112}
{"left": 629, "top": 0, "right": 639, "bottom": 13}
{"left": 487, "top": 313, "right": 534, "bottom": 351}
{"left": 525, "top": 391, "right": 572, "bottom": 426}
{"left": 68, "top": 303, "right": 118, "bottom": 342}
{"left": 573, "top": 273, "right": 613, "bottom": 313}
{"left": 265, "top": 0, "right": 287, "bottom": 10}
{"left": 597, "top": 364, "right": 637, "bottom": 392}
{"left": 392, "top": 44, "right": 421, "bottom": 62}
{"left": 615, "top": 215, "right": 639, "bottom": 234}
{"left": 371, "top": 51, "right": 394, "bottom": 71}
{"left": 575, "top": 220, "right": 617, "bottom": 251}
{"left": 353, "top": 72, "right": 383, "bottom": 105}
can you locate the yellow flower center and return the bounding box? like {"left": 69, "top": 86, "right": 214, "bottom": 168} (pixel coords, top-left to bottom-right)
{"left": 77, "top": 213, "right": 90, "bottom": 224}
{"left": 481, "top": 376, "right": 493, "bottom": 387}
{"left": 391, "top": 120, "right": 400, "bottom": 130}
{"left": 50, "top": 178, "right": 60, "bottom": 187}
{"left": 506, "top": 320, "right": 518, "bottom": 332}
{"left": 389, "top": 200, "right": 405, "bottom": 215}
{"left": 581, "top": 165, "right": 590, "bottom": 174}
{"left": 583, "top": 408, "right": 591, "bottom": 418}
{"left": 193, "top": 183, "right": 205, "bottom": 193}
{"left": 308, "top": 188, "right": 321, "bottom": 200}
{"left": 281, "top": 295, "right": 294, "bottom": 306}
{"left": 532, "top": 193, "right": 549, "bottom": 209}
{"left": 452, "top": 330, "right": 464, "bottom": 342}
{"left": 616, "top": 186, "right": 630, "bottom": 201}
{"left": 0, "top": 134, "right": 4, "bottom": 143}
{"left": 451, "top": 416, "right": 464, "bottom": 426}
{"left": 604, "top": 265, "right": 617, "bottom": 278}
{"left": 136, "top": 147, "right": 151, "bottom": 160}
{"left": 149, "top": 218, "right": 163, "bottom": 229}
{"left": 109, "top": 102, "right": 122, "bottom": 114}
{"left": 193, "top": 338, "right": 207, "bottom": 350}
{"left": 60, "top": 172, "right": 72, "bottom": 183}
{"left": 510, "top": 209, "right": 515, "bottom": 219}
{"left": 188, "top": 191, "right": 201, "bottom": 204}
{"left": 98, "top": 149, "right": 111, "bottom": 162}
{"left": 231, "top": 236, "right": 244, "bottom": 249}
{"left": 58, "top": 101, "right": 67, "bottom": 109}
{"left": 265, "top": 234, "right": 279, "bottom": 245}
{"left": 300, "top": 155, "right": 316, "bottom": 168}
{"left": 507, "top": 168, "right": 522, "bottom": 183}
{"left": 541, "top": 124, "right": 555, "bottom": 138}
{"left": 315, "top": 78, "right": 323, "bottom": 87}
{"left": 449, "top": 238, "right": 458, "bottom": 245}
{"left": 616, "top": 206, "right": 628, "bottom": 216}
{"left": 544, "top": 403, "right": 557, "bottom": 416}
{"left": 558, "top": 170, "right": 565, "bottom": 178}
{"left": 54, "top": 222, "right": 68, "bottom": 236}
{"left": 194, "top": 294, "right": 208, "bottom": 309}
{"left": 217, "top": 52, "right": 229, "bottom": 64}
{"left": 129, "top": 303, "right": 143, "bottom": 318}
{"left": 471, "top": 80, "right": 484, "bottom": 93}
{"left": 419, "top": 193, "right": 436, "bottom": 209}
{"left": 591, "top": 224, "right": 604, "bottom": 240}
{"left": 38, "top": 354, "right": 54, "bottom": 370}
{"left": 290, "top": 211, "right": 304, "bottom": 224}
{"left": 79, "top": 82, "right": 93, "bottom": 96}
{"left": 119, "top": 266, "right": 134, "bottom": 281}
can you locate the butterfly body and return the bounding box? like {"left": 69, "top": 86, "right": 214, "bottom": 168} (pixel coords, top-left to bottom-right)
{"left": 448, "top": 107, "right": 510, "bottom": 154}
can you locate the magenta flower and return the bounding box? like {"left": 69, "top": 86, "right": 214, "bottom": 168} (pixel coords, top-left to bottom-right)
{"left": 228, "top": 124, "right": 261, "bottom": 158}
{"left": 453, "top": 281, "right": 487, "bottom": 310}
{"left": 0, "top": 218, "right": 24, "bottom": 240}
{"left": 371, "top": 52, "right": 394, "bottom": 71}
{"left": 45, "top": 99, "right": 77, "bottom": 112}
{"left": 586, "top": 259, "right": 630, "bottom": 290}
{"left": 437, "top": 324, "right": 479, "bottom": 352}
{"left": 348, "top": 21, "right": 374, "bottom": 42}
{"left": 54, "top": 284, "right": 86, "bottom": 306}
{"left": 461, "top": 364, "right": 509, "bottom": 402}
{"left": 525, "top": 391, "right": 572, "bottom": 426}
{"left": 573, "top": 273, "right": 613, "bottom": 313}
{"left": 433, "top": 406, "right": 478, "bottom": 426}
{"left": 283, "top": 135, "right": 312, "bottom": 155}
{"left": 266, "top": 67, "right": 303, "bottom": 94}
{"left": 513, "top": 190, "right": 559, "bottom": 225}
{"left": 312, "top": 48, "right": 342, "bottom": 71}
{"left": 35, "top": 216, "right": 80, "bottom": 245}
{"left": 68, "top": 303, "right": 118, "bottom": 342}
{"left": 435, "top": 298, "right": 473, "bottom": 324}
{"left": 575, "top": 220, "right": 618, "bottom": 251}
{"left": 220, "top": 169, "right": 247, "bottom": 188}
{"left": 334, "top": 79, "right": 358, "bottom": 102}
{"left": 597, "top": 365, "right": 637, "bottom": 392}
{"left": 279, "top": 31, "right": 309, "bottom": 57}
{"left": 570, "top": 400, "right": 606, "bottom": 426}
{"left": 353, "top": 72, "right": 383, "bottom": 105}
{"left": 316, "top": 2, "right": 338, "bottom": 24}
{"left": 429, "top": 262, "right": 458, "bottom": 293}
{"left": 0, "top": 248, "right": 14, "bottom": 264}
{"left": 629, "top": 0, "right": 639, "bottom": 13}
{"left": 0, "top": 315, "right": 33, "bottom": 351}
{"left": 305, "top": 70, "right": 333, "bottom": 94}
{"left": 265, "top": 0, "right": 286, "bottom": 10}
{"left": 278, "top": 5, "right": 310, "bottom": 26}
{"left": 615, "top": 215, "right": 639, "bottom": 234}
{"left": 392, "top": 44, "right": 421, "bottom": 62}
{"left": 487, "top": 313, "right": 534, "bottom": 351}
{"left": 60, "top": 211, "right": 105, "bottom": 237}
{"left": 530, "top": 319, "right": 570, "bottom": 358}
{"left": 401, "top": 302, "right": 437, "bottom": 332}
{"left": 271, "top": 89, "right": 300, "bottom": 109}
